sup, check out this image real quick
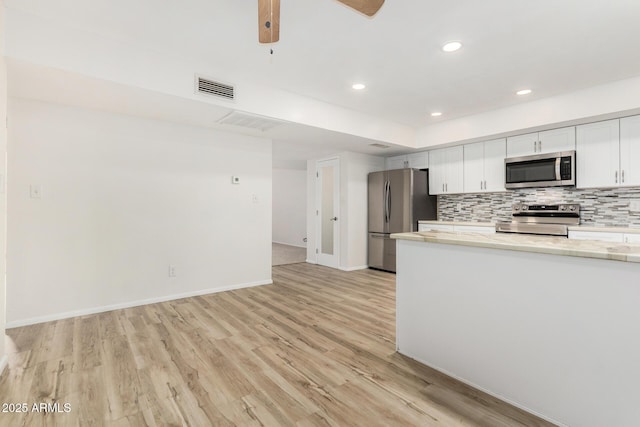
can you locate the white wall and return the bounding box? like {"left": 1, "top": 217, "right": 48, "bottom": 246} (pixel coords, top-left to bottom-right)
{"left": 306, "top": 152, "right": 384, "bottom": 270}
{"left": 341, "top": 153, "right": 385, "bottom": 270}
{"left": 272, "top": 168, "right": 306, "bottom": 247}
{"left": 7, "top": 99, "right": 272, "bottom": 326}
{"left": 0, "top": 0, "right": 8, "bottom": 370}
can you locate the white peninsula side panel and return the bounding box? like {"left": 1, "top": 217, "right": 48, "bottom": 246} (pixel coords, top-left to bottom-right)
{"left": 396, "top": 239, "right": 640, "bottom": 427}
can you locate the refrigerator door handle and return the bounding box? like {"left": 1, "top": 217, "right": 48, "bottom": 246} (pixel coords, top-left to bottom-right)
{"left": 387, "top": 181, "right": 391, "bottom": 222}
{"left": 385, "top": 180, "right": 391, "bottom": 223}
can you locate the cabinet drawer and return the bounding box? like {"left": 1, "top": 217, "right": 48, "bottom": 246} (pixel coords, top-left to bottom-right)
{"left": 568, "top": 230, "right": 624, "bottom": 243}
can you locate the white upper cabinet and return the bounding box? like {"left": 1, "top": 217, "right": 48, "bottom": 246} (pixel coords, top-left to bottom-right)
{"left": 576, "top": 119, "right": 620, "bottom": 188}
{"left": 463, "top": 142, "right": 484, "bottom": 193}
{"left": 385, "top": 155, "right": 408, "bottom": 170}
{"left": 506, "top": 126, "right": 575, "bottom": 157}
{"left": 385, "top": 152, "right": 429, "bottom": 170}
{"left": 463, "top": 138, "right": 506, "bottom": 193}
{"left": 506, "top": 133, "right": 538, "bottom": 157}
{"left": 429, "top": 146, "right": 463, "bottom": 195}
{"left": 620, "top": 115, "right": 640, "bottom": 187}
{"left": 407, "top": 151, "right": 429, "bottom": 169}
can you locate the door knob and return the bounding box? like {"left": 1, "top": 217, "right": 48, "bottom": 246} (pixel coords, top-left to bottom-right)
{"left": 329, "top": 217, "right": 338, "bottom": 221}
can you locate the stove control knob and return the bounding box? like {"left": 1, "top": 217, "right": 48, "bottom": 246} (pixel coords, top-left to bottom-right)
{"left": 522, "top": 205, "right": 528, "bottom": 210}
{"left": 514, "top": 205, "right": 520, "bottom": 211}
{"left": 559, "top": 205, "right": 567, "bottom": 211}
{"left": 569, "top": 206, "right": 576, "bottom": 211}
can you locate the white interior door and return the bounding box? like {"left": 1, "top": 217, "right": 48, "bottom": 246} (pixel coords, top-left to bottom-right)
{"left": 316, "top": 158, "right": 340, "bottom": 268}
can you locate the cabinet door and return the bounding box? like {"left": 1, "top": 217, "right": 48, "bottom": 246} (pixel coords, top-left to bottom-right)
{"left": 538, "top": 126, "right": 576, "bottom": 154}
{"left": 624, "top": 233, "right": 640, "bottom": 244}
{"left": 445, "top": 146, "right": 464, "bottom": 194}
{"left": 483, "top": 138, "right": 506, "bottom": 192}
{"left": 386, "top": 155, "right": 407, "bottom": 170}
{"left": 407, "top": 152, "right": 429, "bottom": 170}
{"left": 428, "top": 149, "right": 445, "bottom": 195}
{"left": 506, "top": 132, "right": 538, "bottom": 157}
{"left": 576, "top": 120, "right": 620, "bottom": 188}
{"left": 620, "top": 115, "right": 640, "bottom": 187}
{"left": 463, "top": 142, "right": 484, "bottom": 193}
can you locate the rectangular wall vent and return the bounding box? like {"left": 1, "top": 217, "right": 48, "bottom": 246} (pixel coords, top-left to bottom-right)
{"left": 196, "top": 76, "right": 235, "bottom": 100}
{"left": 369, "top": 143, "right": 391, "bottom": 149}
{"left": 217, "top": 111, "right": 285, "bottom": 132}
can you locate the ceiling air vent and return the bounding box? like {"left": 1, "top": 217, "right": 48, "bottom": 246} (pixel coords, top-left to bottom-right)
{"left": 369, "top": 143, "right": 391, "bottom": 149}
{"left": 217, "top": 111, "right": 285, "bottom": 132}
{"left": 196, "top": 75, "right": 235, "bottom": 100}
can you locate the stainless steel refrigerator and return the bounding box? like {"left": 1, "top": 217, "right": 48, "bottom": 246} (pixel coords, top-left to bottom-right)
{"left": 368, "top": 168, "right": 436, "bottom": 272}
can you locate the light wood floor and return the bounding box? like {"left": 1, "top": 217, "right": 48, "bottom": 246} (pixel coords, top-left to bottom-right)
{"left": 0, "top": 264, "right": 555, "bottom": 426}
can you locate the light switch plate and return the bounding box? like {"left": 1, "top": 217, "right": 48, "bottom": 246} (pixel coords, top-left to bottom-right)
{"left": 231, "top": 176, "right": 240, "bottom": 184}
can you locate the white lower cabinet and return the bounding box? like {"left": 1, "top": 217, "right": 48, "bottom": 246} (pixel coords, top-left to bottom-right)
{"left": 418, "top": 223, "right": 495, "bottom": 234}
{"left": 418, "top": 223, "right": 454, "bottom": 232}
{"left": 569, "top": 230, "right": 640, "bottom": 243}
{"left": 623, "top": 233, "right": 640, "bottom": 244}
{"left": 453, "top": 225, "right": 495, "bottom": 234}
{"left": 568, "top": 230, "right": 624, "bottom": 243}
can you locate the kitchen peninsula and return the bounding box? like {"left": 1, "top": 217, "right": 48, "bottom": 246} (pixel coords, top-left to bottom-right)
{"left": 392, "top": 230, "right": 640, "bottom": 427}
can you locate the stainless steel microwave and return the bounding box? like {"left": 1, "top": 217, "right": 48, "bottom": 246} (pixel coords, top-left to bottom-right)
{"left": 505, "top": 150, "right": 575, "bottom": 189}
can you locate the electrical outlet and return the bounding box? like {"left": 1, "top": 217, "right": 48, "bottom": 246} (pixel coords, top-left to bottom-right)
{"left": 168, "top": 265, "right": 176, "bottom": 277}
{"left": 30, "top": 184, "right": 42, "bottom": 199}
{"left": 252, "top": 194, "right": 259, "bottom": 203}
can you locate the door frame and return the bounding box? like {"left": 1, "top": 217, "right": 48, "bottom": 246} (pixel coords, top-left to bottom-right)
{"left": 315, "top": 157, "right": 340, "bottom": 269}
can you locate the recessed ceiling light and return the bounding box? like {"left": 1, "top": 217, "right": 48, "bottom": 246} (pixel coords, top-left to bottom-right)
{"left": 431, "top": 112, "right": 443, "bottom": 117}
{"left": 352, "top": 83, "right": 366, "bottom": 90}
{"left": 516, "top": 89, "right": 532, "bottom": 95}
{"left": 442, "top": 41, "right": 462, "bottom": 52}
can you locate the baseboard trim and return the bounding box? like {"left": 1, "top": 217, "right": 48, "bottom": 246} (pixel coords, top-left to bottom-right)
{"left": 0, "top": 355, "right": 8, "bottom": 376}
{"left": 272, "top": 240, "right": 307, "bottom": 249}
{"left": 6, "top": 279, "right": 273, "bottom": 329}
{"left": 339, "top": 265, "right": 369, "bottom": 272}
{"left": 305, "top": 259, "right": 317, "bottom": 264}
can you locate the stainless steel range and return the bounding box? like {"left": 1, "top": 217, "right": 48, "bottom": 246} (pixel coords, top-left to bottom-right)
{"left": 495, "top": 203, "right": 580, "bottom": 236}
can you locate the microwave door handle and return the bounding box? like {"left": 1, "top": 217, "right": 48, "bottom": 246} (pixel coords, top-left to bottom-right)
{"left": 555, "top": 157, "right": 561, "bottom": 180}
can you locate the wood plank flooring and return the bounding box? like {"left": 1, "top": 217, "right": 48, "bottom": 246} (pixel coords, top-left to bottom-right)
{"left": 0, "top": 263, "right": 555, "bottom": 426}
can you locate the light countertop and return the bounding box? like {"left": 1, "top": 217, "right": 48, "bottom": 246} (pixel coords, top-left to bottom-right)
{"left": 417, "top": 220, "right": 495, "bottom": 227}
{"left": 392, "top": 230, "right": 640, "bottom": 263}
{"left": 418, "top": 220, "right": 640, "bottom": 234}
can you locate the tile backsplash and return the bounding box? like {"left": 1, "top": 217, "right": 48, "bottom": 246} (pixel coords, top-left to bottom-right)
{"left": 437, "top": 187, "right": 640, "bottom": 227}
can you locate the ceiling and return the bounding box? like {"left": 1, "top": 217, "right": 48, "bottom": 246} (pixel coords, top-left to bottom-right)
{"left": 5, "top": 0, "right": 640, "bottom": 168}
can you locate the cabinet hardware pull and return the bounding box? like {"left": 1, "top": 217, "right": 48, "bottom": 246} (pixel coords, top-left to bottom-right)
{"left": 484, "top": 180, "right": 487, "bottom": 189}
{"left": 445, "top": 183, "right": 448, "bottom": 192}
{"left": 622, "top": 170, "right": 625, "bottom": 183}
{"left": 533, "top": 141, "right": 536, "bottom": 152}
{"left": 615, "top": 171, "right": 618, "bottom": 183}
{"left": 538, "top": 141, "right": 542, "bottom": 152}
{"left": 442, "top": 183, "right": 445, "bottom": 192}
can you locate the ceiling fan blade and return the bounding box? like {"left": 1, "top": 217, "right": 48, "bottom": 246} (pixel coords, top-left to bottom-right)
{"left": 336, "top": 0, "right": 384, "bottom": 16}
{"left": 258, "top": 0, "right": 280, "bottom": 43}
